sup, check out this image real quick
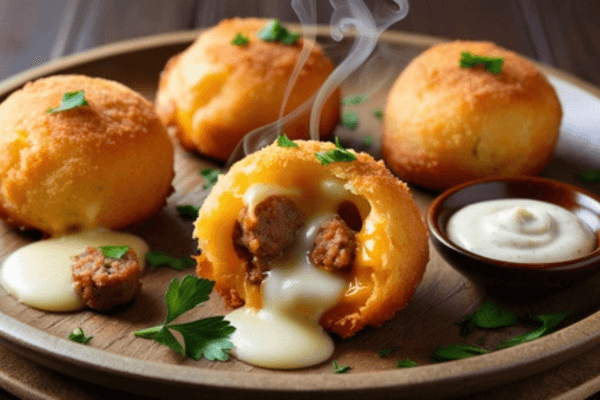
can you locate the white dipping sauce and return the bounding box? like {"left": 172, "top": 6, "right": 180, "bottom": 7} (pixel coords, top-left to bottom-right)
{"left": 0, "top": 228, "right": 149, "bottom": 312}
{"left": 447, "top": 199, "right": 596, "bottom": 263}
{"left": 226, "top": 180, "right": 351, "bottom": 369}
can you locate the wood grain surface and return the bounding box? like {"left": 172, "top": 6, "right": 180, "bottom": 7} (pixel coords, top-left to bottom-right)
{"left": 0, "top": 2, "right": 599, "bottom": 400}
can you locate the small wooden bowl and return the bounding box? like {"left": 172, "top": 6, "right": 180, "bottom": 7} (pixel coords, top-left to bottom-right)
{"left": 427, "top": 176, "right": 600, "bottom": 296}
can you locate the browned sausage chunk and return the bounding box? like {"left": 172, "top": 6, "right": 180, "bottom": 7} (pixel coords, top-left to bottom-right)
{"left": 72, "top": 246, "right": 141, "bottom": 310}
{"left": 310, "top": 216, "right": 356, "bottom": 272}
{"left": 236, "top": 195, "right": 305, "bottom": 257}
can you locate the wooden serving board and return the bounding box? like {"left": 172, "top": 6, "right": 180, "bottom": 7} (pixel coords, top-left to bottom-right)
{"left": 1, "top": 29, "right": 600, "bottom": 400}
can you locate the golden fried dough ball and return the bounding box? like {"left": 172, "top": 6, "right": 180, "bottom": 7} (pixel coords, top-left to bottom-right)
{"left": 194, "top": 140, "right": 428, "bottom": 338}
{"left": 0, "top": 75, "right": 174, "bottom": 235}
{"left": 156, "top": 18, "right": 340, "bottom": 161}
{"left": 382, "top": 41, "right": 562, "bottom": 191}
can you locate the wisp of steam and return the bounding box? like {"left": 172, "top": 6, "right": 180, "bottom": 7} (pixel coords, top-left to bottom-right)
{"left": 226, "top": 0, "right": 409, "bottom": 167}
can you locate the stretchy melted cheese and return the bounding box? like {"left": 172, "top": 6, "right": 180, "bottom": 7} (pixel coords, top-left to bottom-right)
{"left": 0, "top": 229, "right": 149, "bottom": 311}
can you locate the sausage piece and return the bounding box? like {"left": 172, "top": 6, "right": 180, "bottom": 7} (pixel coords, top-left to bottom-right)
{"left": 72, "top": 246, "right": 141, "bottom": 310}
{"left": 310, "top": 216, "right": 356, "bottom": 272}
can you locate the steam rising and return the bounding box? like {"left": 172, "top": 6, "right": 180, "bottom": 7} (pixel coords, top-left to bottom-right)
{"left": 226, "top": 0, "right": 409, "bottom": 167}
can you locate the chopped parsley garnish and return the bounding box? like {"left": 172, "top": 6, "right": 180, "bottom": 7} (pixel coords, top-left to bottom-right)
{"left": 460, "top": 52, "right": 504, "bottom": 74}
{"left": 134, "top": 275, "right": 235, "bottom": 361}
{"left": 200, "top": 168, "right": 222, "bottom": 190}
{"left": 363, "top": 135, "right": 374, "bottom": 147}
{"left": 145, "top": 251, "right": 195, "bottom": 271}
{"left": 69, "top": 327, "right": 93, "bottom": 344}
{"left": 431, "top": 343, "right": 489, "bottom": 362}
{"left": 458, "top": 301, "right": 518, "bottom": 335}
{"left": 314, "top": 137, "right": 357, "bottom": 165}
{"left": 376, "top": 346, "right": 400, "bottom": 358}
{"left": 46, "top": 90, "right": 89, "bottom": 114}
{"left": 397, "top": 358, "right": 419, "bottom": 368}
{"left": 277, "top": 133, "right": 298, "bottom": 148}
{"left": 341, "top": 111, "right": 359, "bottom": 129}
{"left": 579, "top": 169, "right": 600, "bottom": 183}
{"left": 495, "top": 311, "right": 569, "bottom": 350}
{"left": 231, "top": 32, "right": 249, "bottom": 46}
{"left": 176, "top": 205, "right": 200, "bottom": 220}
{"left": 100, "top": 245, "right": 130, "bottom": 260}
{"left": 257, "top": 19, "right": 300, "bottom": 45}
{"left": 342, "top": 94, "right": 368, "bottom": 105}
{"left": 332, "top": 360, "right": 351, "bottom": 374}
{"left": 373, "top": 109, "right": 384, "bottom": 120}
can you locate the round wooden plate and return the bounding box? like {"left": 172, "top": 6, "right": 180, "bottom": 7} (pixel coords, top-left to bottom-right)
{"left": 1, "top": 28, "right": 600, "bottom": 400}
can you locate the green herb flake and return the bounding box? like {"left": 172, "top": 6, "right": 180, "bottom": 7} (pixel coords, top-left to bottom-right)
{"left": 457, "top": 312, "right": 476, "bottom": 335}
{"left": 376, "top": 346, "right": 400, "bottom": 358}
{"left": 460, "top": 52, "right": 504, "bottom": 74}
{"left": 332, "top": 360, "right": 351, "bottom": 374}
{"left": 431, "top": 343, "right": 489, "bottom": 362}
{"left": 46, "top": 90, "right": 89, "bottom": 114}
{"left": 314, "top": 137, "right": 357, "bottom": 165}
{"left": 176, "top": 205, "right": 200, "bottom": 221}
{"left": 257, "top": 19, "right": 300, "bottom": 45}
{"left": 342, "top": 94, "right": 368, "bottom": 105}
{"left": 477, "top": 334, "right": 487, "bottom": 345}
{"left": 579, "top": 169, "right": 600, "bottom": 183}
{"left": 200, "top": 168, "right": 222, "bottom": 190}
{"left": 397, "top": 358, "right": 419, "bottom": 368}
{"left": 341, "top": 111, "right": 359, "bottom": 129}
{"left": 134, "top": 275, "right": 235, "bottom": 361}
{"left": 145, "top": 251, "right": 195, "bottom": 271}
{"left": 277, "top": 133, "right": 299, "bottom": 148}
{"left": 473, "top": 301, "right": 519, "bottom": 329}
{"left": 496, "top": 311, "right": 569, "bottom": 350}
{"left": 69, "top": 327, "right": 93, "bottom": 344}
{"left": 100, "top": 245, "right": 130, "bottom": 260}
{"left": 373, "top": 109, "right": 384, "bottom": 120}
{"left": 363, "top": 135, "right": 374, "bottom": 147}
{"left": 231, "top": 32, "right": 249, "bottom": 46}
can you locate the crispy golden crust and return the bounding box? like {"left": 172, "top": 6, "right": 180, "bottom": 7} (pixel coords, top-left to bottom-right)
{"left": 0, "top": 75, "right": 174, "bottom": 235}
{"left": 156, "top": 18, "right": 340, "bottom": 161}
{"left": 382, "top": 41, "right": 562, "bottom": 191}
{"left": 194, "top": 140, "right": 429, "bottom": 338}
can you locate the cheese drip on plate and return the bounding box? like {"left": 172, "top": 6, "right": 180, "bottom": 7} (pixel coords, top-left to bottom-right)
{"left": 226, "top": 180, "right": 354, "bottom": 369}
{"left": 0, "top": 228, "right": 149, "bottom": 312}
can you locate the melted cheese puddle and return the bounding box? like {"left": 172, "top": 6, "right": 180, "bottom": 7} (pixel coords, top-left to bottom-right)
{"left": 227, "top": 180, "right": 354, "bottom": 369}
{"left": 0, "top": 228, "right": 149, "bottom": 312}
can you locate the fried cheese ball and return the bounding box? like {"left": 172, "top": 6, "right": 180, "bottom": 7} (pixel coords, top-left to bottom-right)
{"left": 156, "top": 18, "right": 340, "bottom": 161}
{"left": 194, "top": 140, "right": 429, "bottom": 338}
{"left": 383, "top": 41, "right": 562, "bottom": 191}
{"left": 0, "top": 75, "right": 174, "bottom": 235}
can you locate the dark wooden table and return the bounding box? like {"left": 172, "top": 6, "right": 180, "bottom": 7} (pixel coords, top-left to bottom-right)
{"left": 0, "top": 1, "right": 599, "bottom": 399}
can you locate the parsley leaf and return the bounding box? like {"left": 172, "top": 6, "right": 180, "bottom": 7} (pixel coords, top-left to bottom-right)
{"left": 145, "top": 251, "right": 195, "bottom": 271}
{"left": 431, "top": 343, "right": 489, "bottom": 362}
{"left": 200, "top": 168, "right": 221, "bottom": 190}
{"left": 377, "top": 346, "right": 400, "bottom": 358}
{"left": 100, "top": 245, "right": 130, "bottom": 260}
{"left": 373, "top": 109, "right": 384, "bottom": 120}
{"left": 397, "top": 358, "right": 419, "bottom": 368}
{"left": 176, "top": 205, "right": 200, "bottom": 220}
{"left": 134, "top": 275, "right": 235, "bottom": 361}
{"left": 69, "top": 327, "right": 93, "bottom": 344}
{"left": 496, "top": 311, "right": 569, "bottom": 350}
{"left": 231, "top": 32, "right": 249, "bottom": 46}
{"left": 314, "top": 137, "right": 357, "bottom": 165}
{"left": 363, "top": 136, "right": 374, "bottom": 147}
{"left": 342, "top": 94, "right": 368, "bottom": 105}
{"left": 341, "top": 111, "right": 359, "bottom": 129}
{"left": 460, "top": 52, "right": 504, "bottom": 74}
{"left": 332, "top": 360, "right": 351, "bottom": 374}
{"left": 473, "top": 301, "right": 519, "bottom": 329}
{"left": 277, "top": 133, "right": 299, "bottom": 148}
{"left": 579, "top": 169, "right": 600, "bottom": 183}
{"left": 257, "top": 19, "right": 300, "bottom": 45}
{"left": 46, "top": 90, "right": 89, "bottom": 114}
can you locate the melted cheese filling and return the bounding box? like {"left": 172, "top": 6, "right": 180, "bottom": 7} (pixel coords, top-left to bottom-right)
{"left": 226, "top": 180, "right": 354, "bottom": 369}
{"left": 0, "top": 228, "right": 149, "bottom": 312}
